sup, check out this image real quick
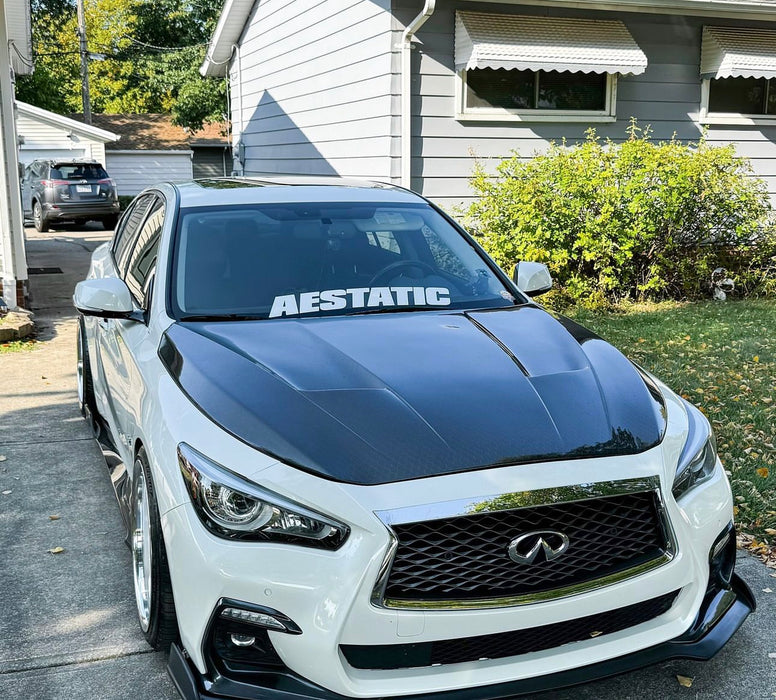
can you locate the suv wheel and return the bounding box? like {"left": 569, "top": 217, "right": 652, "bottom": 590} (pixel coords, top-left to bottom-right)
{"left": 32, "top": 201, "right": 49, "bottom": 232}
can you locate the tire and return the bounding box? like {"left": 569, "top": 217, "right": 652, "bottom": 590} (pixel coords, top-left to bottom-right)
{"left": 32, "top": 200, "right": 49, "bottom": 232}
{"left": 131, "top": 447, "right": 179, "bottom": 651}
{"left": 76, "top": 318, "right": 97, "bottom": 426}
{"left": 102, "top": 216, "right": 118, "bottom": 231}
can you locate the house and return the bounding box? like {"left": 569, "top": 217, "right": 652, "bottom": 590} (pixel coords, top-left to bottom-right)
{"left": 202, "top": 0, "right": 776, "bottom": 211}
{"left": 1, "top": 0, "right": 33, "bottom": 309}
{"left": 71, "top": 114, "right": 232, "bottom": 196}
{"left": 16, "top": 101, "right": 120, "bottom": 167}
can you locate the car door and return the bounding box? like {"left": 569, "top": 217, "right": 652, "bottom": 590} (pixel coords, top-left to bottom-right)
{"left": 111, "top": 196, "right": 166, "bottom": 441}
{"left": 94, "top": 193, "right": 156, "bottom": 452}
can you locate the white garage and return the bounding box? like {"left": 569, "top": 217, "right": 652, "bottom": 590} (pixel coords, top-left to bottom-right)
{"left": 16, "top": 102, "right": 120, "bottom": 169}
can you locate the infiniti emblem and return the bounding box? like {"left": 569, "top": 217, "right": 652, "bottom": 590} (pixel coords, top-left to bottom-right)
{"left": 508, "top": 530, "right": 570, "bottom": 564}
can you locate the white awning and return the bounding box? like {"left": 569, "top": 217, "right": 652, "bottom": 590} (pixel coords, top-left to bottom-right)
{"left": 701, "top": 26, "right": 776, "bottom": 80}
{"left": 455, "top": 11, "right": 648, "bottom": 76}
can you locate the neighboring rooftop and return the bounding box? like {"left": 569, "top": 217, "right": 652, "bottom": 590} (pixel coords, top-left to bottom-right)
{"left": 68, "top": 113, "right": 229, "bottom": 151}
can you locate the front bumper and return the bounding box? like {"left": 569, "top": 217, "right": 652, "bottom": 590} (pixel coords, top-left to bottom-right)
{"left": 167, "top": 571, "right": 755, "bottom": 700}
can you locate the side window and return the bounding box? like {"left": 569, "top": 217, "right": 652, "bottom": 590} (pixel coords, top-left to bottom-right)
{"left": 125, "top": 198, "right": 165, "bottom": 307}
{"left": 113, "top": 194, "right": 154, "bottom": 274}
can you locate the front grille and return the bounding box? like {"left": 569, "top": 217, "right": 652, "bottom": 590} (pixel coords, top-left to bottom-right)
{"left": 383, "top": 491, "right": 668, "bottom": 605}
{"left": 342, "top": 589, "right": 679, "bottom": 670}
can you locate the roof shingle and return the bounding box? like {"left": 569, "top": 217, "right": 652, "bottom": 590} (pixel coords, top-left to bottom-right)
{"left": 68, "top": 113, "right": 229, "bottom": 151}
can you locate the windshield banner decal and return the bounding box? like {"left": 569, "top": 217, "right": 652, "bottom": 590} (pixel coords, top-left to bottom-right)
{"left": 269, "top": 287, "right": 451, "bottom": 318}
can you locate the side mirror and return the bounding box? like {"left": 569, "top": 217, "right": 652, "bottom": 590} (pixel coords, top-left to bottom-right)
{"left": 513, "top": 262, "right": 552, "bottom": 297}
{"left": 73, "top": 278, "right": 141, "bottom": 320}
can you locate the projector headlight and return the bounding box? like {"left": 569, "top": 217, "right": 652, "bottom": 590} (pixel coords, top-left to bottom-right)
{"left": 673, "top": 401, "right": 719, "bottom": 500}
{"left": 177, "top": 443, "right": 349, "bottom": 549}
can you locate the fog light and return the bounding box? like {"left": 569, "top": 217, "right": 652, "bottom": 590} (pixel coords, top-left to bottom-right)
{"left": 220, "top": 607, "right": 288, "bottom": 631}
{"left": 230, "top": 633, "right": 255, "bottom": 647}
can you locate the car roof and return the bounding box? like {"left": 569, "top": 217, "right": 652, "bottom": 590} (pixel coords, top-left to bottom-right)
{"left": 171, "top": 176, "right": 425, "bottom": 207}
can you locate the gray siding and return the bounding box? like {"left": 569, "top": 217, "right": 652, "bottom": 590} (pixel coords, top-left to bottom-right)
{"left": 192, "top": 147, "right": 233, "bottom": 179}
{"left": 393, "top": 1, "right": 776, "bottom": 210}
{"left": 231, "top": 0, "right": 397, "bottom": 181}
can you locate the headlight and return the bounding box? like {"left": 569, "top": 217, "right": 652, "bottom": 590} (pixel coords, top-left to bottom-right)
{"left": 673, "top": 401, "right": 719, "bottom": 500}
{"left": 177, "top": 443, "right": 349, "bottom": 550}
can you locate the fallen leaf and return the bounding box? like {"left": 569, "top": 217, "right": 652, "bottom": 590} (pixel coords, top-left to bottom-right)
{"left": 766, "top": 528, "right": 776, "bottom": 535}
{"left": 48, "top": 547, "right": 64, "bottom": 554}
{"left": 1, "top": 490, "right": 11, "bottom": 495}
{"left": 757, "top": 467, "right": 770, "bottom": 479}
{"left": 677, "top": 675, "right": 694, "bottom": 688}
{"left": 0, "top": 455, "right": 6, "bottom": 462}
{"left": 763, "top": 588, "right": 773, "bottom": 593}
{"left": 48, "top": 515, "right": 60, "bottom": 521}
{"left": 589, "top": 630, "right": 603, "bottom": 638}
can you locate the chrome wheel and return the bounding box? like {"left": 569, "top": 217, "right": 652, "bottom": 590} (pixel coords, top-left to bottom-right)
{"left": 132, "top": 464, "right": 153, "bottom": 632}
{"left": 76, "top": 325, "right": 85, "bottom": 407}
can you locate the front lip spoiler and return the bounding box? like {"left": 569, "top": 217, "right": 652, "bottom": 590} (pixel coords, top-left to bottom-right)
{"left": 167, "top": 573, "right": 755, "bottom": 700}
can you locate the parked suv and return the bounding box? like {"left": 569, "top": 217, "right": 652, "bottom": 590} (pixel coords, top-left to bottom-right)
{"left": 22, "top": 159, "right": 120, "bottom": 232}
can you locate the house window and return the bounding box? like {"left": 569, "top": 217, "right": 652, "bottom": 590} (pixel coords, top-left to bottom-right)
{"left": 707, "top": 77, "right": 776, "bottom": 116}
{"left": 699, "top": 26, "right": 776, "bottom": 124}
{"left": 453, "top": 12, "right": 646, "bottom": 123}
{"left": 459, "top": 69, "right": 615, "bottom": 121}
{"left": 465, "top": 68, "right": 608, "bottom": 112}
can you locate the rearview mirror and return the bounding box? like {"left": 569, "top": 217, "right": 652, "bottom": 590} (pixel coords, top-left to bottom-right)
{"left": 73, "top": 278, "right": 141, "bottom": 320}
{"left": 513, "top": 262, "right": 552, "bottom": 297}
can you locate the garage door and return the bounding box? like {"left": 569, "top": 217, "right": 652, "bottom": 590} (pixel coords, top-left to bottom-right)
{"left": 19, "top": 148, "right": 87, "bottom": 165}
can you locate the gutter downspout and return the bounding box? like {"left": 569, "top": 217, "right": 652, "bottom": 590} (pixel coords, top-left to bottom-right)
{"left": 401, "top": 0, "right": 435, "bottom": 190}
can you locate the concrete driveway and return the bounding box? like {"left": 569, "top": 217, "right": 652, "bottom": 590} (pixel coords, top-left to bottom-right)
{"left": 0, "top": 226, "right": 774, "bottom": 700}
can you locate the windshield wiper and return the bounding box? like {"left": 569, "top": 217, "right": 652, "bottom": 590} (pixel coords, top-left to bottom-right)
{"left": 178, "top": 313, "right": 264, "bottom": 322}
{"left": 346, "top": 306, "right": 440, "bottom": 316}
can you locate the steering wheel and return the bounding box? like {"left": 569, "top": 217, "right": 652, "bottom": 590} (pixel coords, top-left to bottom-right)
{"left": 369, "top": 260, "right": 438, "bottom": 286}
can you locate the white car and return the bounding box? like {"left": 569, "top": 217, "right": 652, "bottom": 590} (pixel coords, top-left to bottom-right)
{"left": 74, "top": 177, "right": 754, "bottom": 700}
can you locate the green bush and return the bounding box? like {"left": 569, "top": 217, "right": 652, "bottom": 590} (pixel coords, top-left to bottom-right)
{"left": 465, "top": 123, "right": 776, "bottom": 307}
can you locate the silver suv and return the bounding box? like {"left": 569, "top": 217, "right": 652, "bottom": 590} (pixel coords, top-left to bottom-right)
{"left": 22, "top": 159, "right": 120, "bottom": 232}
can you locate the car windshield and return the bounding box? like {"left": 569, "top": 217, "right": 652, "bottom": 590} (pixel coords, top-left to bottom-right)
{"left": 52, "top": 163, "right": 108, "bottom": 180}
{"left": 171, "top": 202, "right": 519, "bottom": 320}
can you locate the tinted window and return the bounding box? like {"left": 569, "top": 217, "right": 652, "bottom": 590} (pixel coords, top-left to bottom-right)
{"left": 113, "top": 194, "right": 154, "bottom": 274}
{"left": 125, "top": 199, "right": 165, "bottom": 306}
{"left": 171, "top": 202, "right": 517, "bottom": 319}
{"left": 466, "top": 68, "right": 606, "bottom": 111}
{"left": 708, "top": 76, "right": 775, "bottom": 115}
{"left": 51, "top": 163, "right": 109, "bottom": 180}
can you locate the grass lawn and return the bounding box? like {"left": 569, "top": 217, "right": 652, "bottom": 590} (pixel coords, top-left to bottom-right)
{"left": 568, "top": 299, "right": 776, "bottom": 551}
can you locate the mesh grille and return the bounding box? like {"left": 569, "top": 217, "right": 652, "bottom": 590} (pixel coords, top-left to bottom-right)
{"left": 384, "top": 491, "right": 667, "bottom": 604}
{"left": 342, "top": 589, "right": 679, "bottom": 670}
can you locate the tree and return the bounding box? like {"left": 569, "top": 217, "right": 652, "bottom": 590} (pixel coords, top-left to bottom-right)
{"left": 16, "top": 0, "right": 226, "bottom": 130}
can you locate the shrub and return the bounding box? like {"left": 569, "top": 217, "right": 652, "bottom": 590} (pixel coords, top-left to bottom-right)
{"left": 465, "top": 122, "right": 776, "bottom": 307}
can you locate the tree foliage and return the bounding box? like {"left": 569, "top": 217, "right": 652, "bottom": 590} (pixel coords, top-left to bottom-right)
{"left": 16, "top": 0, "right": 226, "bottom": 129}
{"left": 466, "top": 123, "right": 776, "bottom": 307}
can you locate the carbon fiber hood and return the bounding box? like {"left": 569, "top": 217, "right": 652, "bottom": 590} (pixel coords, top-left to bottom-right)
{"left": 159, "top": 306, "right": 666, "bottom": 485}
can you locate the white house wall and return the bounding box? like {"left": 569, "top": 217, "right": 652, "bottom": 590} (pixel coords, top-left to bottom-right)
{"left": 105, "top": 151, "right": 193, "bottom": 196}
{"left": 392, "top": 1, "right": 776, "bottom": 210}
{"left": 231, "top": 0, "right": 397, "bottom": 181}
{"left": 17, "top": 113, "right": 106, "bottom": 165}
